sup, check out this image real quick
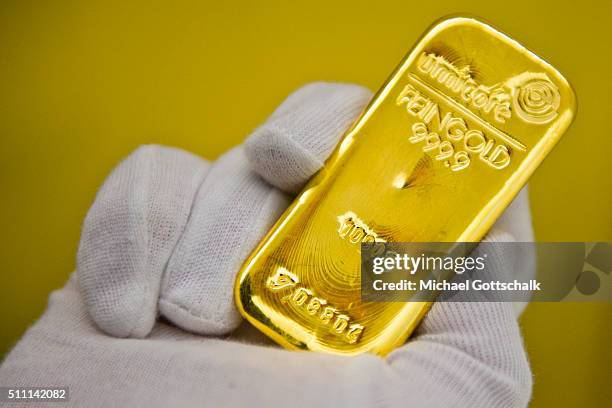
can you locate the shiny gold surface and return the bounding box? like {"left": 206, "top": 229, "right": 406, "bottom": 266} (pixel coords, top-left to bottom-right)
{"left": 235, "top": 16, "right": 575, "bottom": 355}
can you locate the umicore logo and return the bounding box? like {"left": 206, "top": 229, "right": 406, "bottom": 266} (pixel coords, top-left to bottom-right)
{"left": 415, "top": 52, "right": 561, "bottom": 125}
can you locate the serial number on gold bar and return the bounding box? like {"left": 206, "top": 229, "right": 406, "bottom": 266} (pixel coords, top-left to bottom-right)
{"left": 235, "top": 16, "right": 576, "bottom": 356}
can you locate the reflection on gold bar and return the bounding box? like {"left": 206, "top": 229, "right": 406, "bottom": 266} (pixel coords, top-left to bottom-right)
{"left": 235, "top": 16, "right": 576, "bottom": 355}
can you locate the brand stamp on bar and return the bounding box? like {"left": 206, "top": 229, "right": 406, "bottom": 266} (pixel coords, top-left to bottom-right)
{"left": 396, "top": 52, "right": 562, "bottom": 172}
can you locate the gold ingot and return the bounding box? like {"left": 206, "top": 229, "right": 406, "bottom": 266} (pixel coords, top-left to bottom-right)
{"left": 235, "top": 16, "right": 576, "bottom": 355}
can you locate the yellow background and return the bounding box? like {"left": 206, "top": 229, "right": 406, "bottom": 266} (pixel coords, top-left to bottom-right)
{"left": 0, "top": 1, "right": 610, "bottom": 406}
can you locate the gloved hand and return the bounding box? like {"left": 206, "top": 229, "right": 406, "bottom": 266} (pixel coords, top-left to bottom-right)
{"left": 0, "top": 83, "right": 534, "bottom": 408}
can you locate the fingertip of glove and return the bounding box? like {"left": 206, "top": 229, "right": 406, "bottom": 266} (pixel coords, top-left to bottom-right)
{"left": 244, "top": 81, "right": 372, "bottom": 193}
{"left": 244, "top": 127, "right": 322, "bottom": 193}
{"left": 77, "top": 273, "right": 156, "bottom": 338}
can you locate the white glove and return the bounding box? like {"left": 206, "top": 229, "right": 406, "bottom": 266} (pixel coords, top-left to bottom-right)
{"left": 0, "top": 83, "right": 534, "bottom": 408}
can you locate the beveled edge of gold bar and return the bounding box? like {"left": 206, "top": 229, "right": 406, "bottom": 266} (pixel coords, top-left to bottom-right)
{"left": 234, "top": 15, "right": 577, "bottom": 356}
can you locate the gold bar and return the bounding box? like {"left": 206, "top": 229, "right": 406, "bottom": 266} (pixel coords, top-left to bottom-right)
{"left": 235, "top": 16, "right": 576, "bottom": 355}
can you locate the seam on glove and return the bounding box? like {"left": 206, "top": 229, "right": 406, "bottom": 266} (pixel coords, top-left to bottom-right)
{"left": 126, "top": 146, "right": 155, "bottom": 338}
{"left": 158, "top": 297, "right": 230, "bottom": 326}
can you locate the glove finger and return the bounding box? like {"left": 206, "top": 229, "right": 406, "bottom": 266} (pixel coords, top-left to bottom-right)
{"left": 483, "top": 186, "right": 535, "bottom": 315}
{"left": 383, "top": 191, "right": 535, "bottom": 405}
{"left": 160, "top": 146, "right": 290, "bottom": 335}
{"left": 388, "top": 238, "right": 532, "bottom": 406}
{"left": 77, "top": 145, "right": 210, "bottom": 338}
{"left": 244, "top": 82, "right": 372, "bottom": 193}
{"left": 387, "top": 301, "right": 532, "bottom": 407}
